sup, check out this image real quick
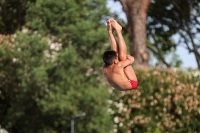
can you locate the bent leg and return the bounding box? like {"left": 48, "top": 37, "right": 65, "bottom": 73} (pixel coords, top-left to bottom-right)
{"left": 124, "top": 65, "right": 138, "bottom": 81}
{"left": 110, "top": 19, "right": 138, "bottom": 81}
{"left": 107, "top": 20, "right": 119, "bottom": 53}
{"left": 110, "top": 19, "right": 127, "bottom": 61}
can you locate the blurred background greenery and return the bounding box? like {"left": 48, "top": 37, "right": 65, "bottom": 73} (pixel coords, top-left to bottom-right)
{"left": 0, "top": 0, "right": 200, "bottom": 133}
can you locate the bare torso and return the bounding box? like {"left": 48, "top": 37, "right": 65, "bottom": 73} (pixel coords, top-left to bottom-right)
{"left": 103, "top": 64, "right": 132, "bottom": 91}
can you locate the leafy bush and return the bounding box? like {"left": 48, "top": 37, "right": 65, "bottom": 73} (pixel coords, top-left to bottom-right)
{"left": 0, "top": 31, "right": 113, "bottom": 133}
{"left": 109, "top": 68, "right": 200, "bottom": 133}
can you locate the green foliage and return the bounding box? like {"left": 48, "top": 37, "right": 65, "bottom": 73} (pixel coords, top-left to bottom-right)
{"left": 0, "top": 0, "right": 36, "bottom": 34}
{"left": 24, "top": 0, "right": 110, "bottom": 62}
{"left": 25, "top": 0, "right": 109, "bottom": 43}
{"left": 0, "top": 29, "right": 113, "bottom": 132}
{"left": 147, "top": 0, "right": 200, "bottom": 68}
{"left": 109, "top": 68, "right": 200, "bottom": 133}
{"left": 2, "top": 0, "right": 200, "bottom": 133}
{"left": 0, "top": 32, "right": 51, "bottom": 131}
{"left": 1, "top": 0, "right": 113, "bottom": 132}
{"left": 147, "top": 37, "right": 183, "bottom": 68}
{"left": 147, "top": 0, "right": 182, "bottom": 51}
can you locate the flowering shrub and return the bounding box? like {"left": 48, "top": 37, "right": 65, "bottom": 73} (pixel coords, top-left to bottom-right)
{"left": 109, "top": 68, "right": 200, "bottom": 133}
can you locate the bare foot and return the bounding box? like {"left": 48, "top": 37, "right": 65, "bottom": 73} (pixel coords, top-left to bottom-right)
{"left": 109, "top": 19, "right": 122, "bottom": 32}
{"left": 107, "top": 19, "right": 113, "bottom": 33}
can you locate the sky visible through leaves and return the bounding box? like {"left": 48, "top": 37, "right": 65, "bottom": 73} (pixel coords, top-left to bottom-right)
{"left": 107, "top": 0, "right": 197, "bottom": 69}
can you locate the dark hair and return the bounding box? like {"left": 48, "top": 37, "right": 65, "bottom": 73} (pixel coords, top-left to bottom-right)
{"left": 102, "top": 50, "right": 117, "bottom": 66}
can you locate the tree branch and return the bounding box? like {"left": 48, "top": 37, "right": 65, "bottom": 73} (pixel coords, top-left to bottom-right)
{"left": 148, "top": 34, "right": 171, "bottom": 68}
{"left": 185, "top": 22, "right": 200, "bottom": 68}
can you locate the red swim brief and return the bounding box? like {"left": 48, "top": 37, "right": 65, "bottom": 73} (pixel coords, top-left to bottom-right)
{"left": 129, "top": 80, "right": 138, "bottom": 89}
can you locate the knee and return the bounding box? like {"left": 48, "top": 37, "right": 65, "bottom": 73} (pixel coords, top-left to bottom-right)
{"left": 119, "top": 53, "right": 126, "bottom": 61}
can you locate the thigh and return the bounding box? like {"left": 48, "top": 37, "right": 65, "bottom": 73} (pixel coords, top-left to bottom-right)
{"left": 118, "top": 46, "right": 127, "bottom": 61}
{"left": 124, "top": 65, "right": 137, "bottom": 81}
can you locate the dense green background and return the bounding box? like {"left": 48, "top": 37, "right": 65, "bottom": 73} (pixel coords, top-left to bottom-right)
{"left": 0, "top": 0, "right": 200, "bottom": 133}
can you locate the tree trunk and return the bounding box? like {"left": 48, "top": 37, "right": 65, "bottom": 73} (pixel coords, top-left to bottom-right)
{"left": 119, "top": 0, "right": 150, "bottom": 69}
